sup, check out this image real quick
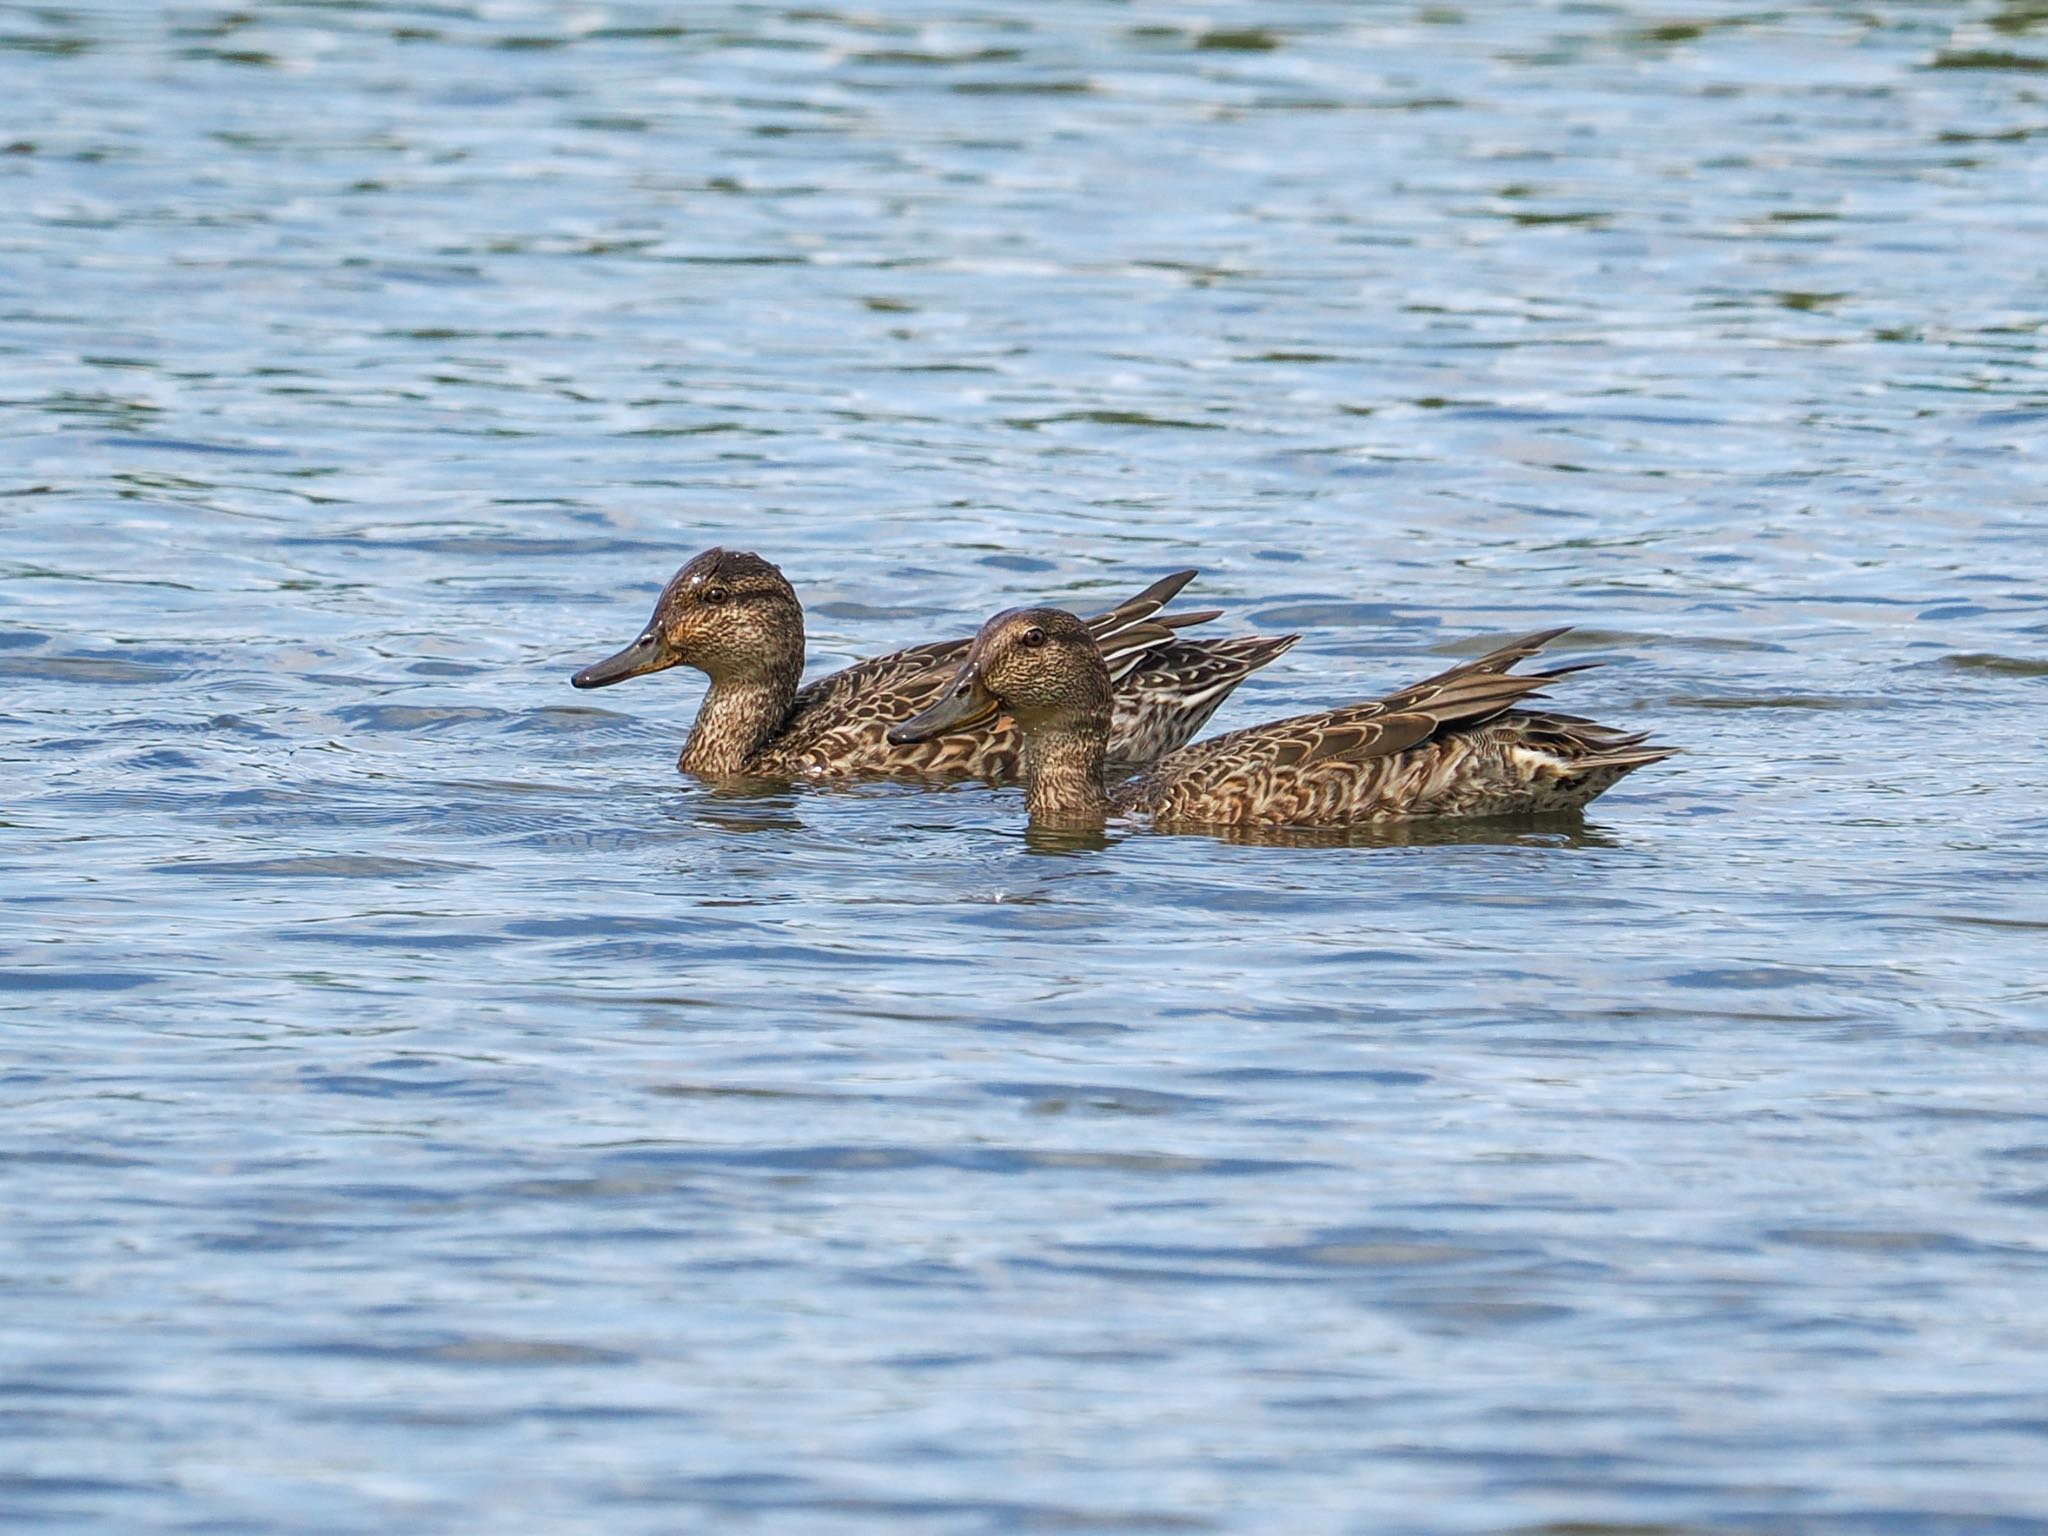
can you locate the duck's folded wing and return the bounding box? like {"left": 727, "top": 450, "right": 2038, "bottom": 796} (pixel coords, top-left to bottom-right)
{"left": 1105, "top": 633, "right": 1300, "bottom": 767}
{"left": 1083, "top": 569, "right": 1215, "bottom": 646}
{"left": 1158, "top": 629, "right": 1586, "bottom": 774}
{"left": 783, "top": 636, "right": 969, "bottom": 730}
{"left": 781, "top": 570, "right": 1215, "bottom": 745}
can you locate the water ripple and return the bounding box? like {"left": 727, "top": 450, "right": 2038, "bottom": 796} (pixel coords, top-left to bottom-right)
{"left": 4, "top": 3, "right": 2047, "bottom": 1533}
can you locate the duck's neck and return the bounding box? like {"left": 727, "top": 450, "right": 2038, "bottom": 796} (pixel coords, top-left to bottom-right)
{"left": 678, "top": 635, "right": 805, "bottom": 777}
{"left": 677, "top": 679, "right": 787, "bottom": 775}
{"left": 1021, "top": 724, "right": 1111, "bottom": 825}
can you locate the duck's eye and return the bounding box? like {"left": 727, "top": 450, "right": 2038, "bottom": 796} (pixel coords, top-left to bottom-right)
{"left": 1020, "top": 626, "right": 1047, "bottom": 648}
{"left": 703, "top": 585, "right": 730, "bottom": 606}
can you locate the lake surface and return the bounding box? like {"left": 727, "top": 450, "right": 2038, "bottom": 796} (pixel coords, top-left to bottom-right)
{"left": 5, "top": 3, "right": 2047, "bottom": 1531}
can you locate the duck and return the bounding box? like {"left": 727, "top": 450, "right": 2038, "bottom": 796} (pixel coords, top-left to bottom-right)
{"left": 570, "top": 548, "right": 1297, "bottom": 781}
{"left": 888, "top": 606, "right": 1674, "bottom": 827}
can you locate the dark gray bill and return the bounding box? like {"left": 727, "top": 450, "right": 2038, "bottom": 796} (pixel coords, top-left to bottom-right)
{"left": 888, "top": 669, "right": 1000, "bottom": 744}
{"left": 571, "top": 631, "right": 667, "bottom": 689}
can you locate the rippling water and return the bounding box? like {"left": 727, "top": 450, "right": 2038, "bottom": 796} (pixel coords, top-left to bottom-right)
{"left": 6, "top": 3, "right": 2048, "bottom": 1531}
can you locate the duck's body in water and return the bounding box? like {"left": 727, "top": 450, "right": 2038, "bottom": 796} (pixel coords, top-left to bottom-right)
{"left": 890, "top": 607, "right": 1673, "bottom": 828}
{"left": 570, "top": 549, "right": 1295, "bottom": 781}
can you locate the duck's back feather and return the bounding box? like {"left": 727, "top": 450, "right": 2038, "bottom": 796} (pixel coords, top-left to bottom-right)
{"left": 750, "top": 572, "right": 1285, "bottom": 780}
{"left": 1120, "top": 629, "right": 1674, "bottom": 824}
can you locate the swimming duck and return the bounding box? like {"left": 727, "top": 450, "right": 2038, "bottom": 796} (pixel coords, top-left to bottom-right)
{"left": 888, "top": 607, "right": 1673, "bottom": 827}
{"left": 570, "top": 548, "right": 1296, "bottom": 780}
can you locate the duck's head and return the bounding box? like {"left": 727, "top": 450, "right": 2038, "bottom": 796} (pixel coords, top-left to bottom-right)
{"left": 889, "top": 606, "right": 1112, "bottom": 744}
{"left": 572, "top": 547, "right": 802, "bottom": 689}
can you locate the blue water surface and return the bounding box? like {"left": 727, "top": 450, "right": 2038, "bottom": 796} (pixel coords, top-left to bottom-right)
{"left": 4, "top": 3, "right": 2047, "bottom": 1532}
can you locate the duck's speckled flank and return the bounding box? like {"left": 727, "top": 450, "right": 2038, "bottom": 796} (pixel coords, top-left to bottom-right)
{"left": 1120, "top": 628, "right": 1674, "bottom": 825}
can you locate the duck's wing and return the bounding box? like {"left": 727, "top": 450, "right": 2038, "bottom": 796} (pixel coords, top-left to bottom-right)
{"left": 1106, "top": 633, "right": 1299, "bottom": 768}
{"left": 771, "top": 572, "right": 1210, "bottom": 763}
{"left": 775, "top": 636, "right": 971, "bottom": 756}
{"left": 1153, "top": 629, "right": 1585, "bottom": 776}
{"left": 1129, "top": 628, "right": 1676, "bottom": 822}
{"left": 1084, "top": 569, "right": 1219, "bottom": 654}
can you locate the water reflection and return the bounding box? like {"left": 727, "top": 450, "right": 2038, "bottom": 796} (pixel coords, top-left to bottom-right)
{"left": 1021, "top": 822, "right": 1117, "bottom": 856}
{"left": 1162, "top": 812, "right": 1629, "bottom": 851}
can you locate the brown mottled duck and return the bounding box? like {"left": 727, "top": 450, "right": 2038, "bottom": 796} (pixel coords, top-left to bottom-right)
{"left": 570, "top": 549, "right": 1295, "bottom": 781}
{"left": 888, "top": 606, "right": 1673, "bottom": 827}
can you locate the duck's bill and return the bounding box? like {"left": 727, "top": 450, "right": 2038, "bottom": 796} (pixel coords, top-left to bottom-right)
{"left": 888, "top": 671, "right": 1000, "bottom": 744}
{"left": 571, "top": 631, "right": 669, "bottom": 689}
